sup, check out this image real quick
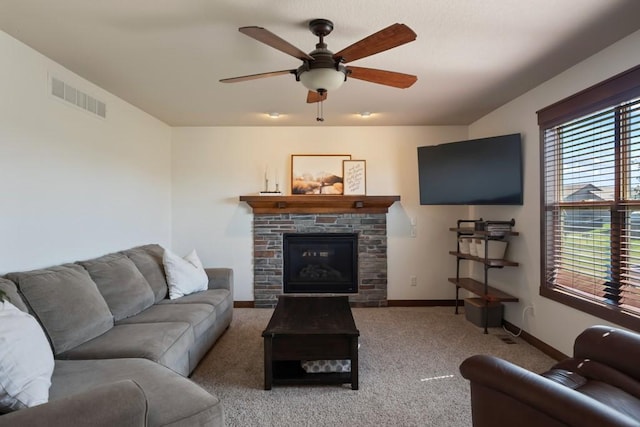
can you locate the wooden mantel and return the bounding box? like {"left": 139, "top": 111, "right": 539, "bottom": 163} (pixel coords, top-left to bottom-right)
{"left": 239, "top": 195, "right": 400, "bottom": 214}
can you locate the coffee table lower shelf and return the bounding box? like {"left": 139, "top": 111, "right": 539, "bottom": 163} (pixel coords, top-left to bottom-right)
{"left": 272, "top": 361, "right": 353, "bottom": 386}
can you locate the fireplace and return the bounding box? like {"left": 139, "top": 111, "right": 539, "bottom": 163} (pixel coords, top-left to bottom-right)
{"left": 249, "top": 212, "right": 394, "bottom": 308}
{"left": 241, "top": 195, "right": 399, "bottom": 307}
{"left": 283, "top": 233, "right": 358, "bottom": 294}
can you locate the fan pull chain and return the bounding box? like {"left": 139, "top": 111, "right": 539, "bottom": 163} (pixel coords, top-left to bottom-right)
{"left": 316, "top": 99, "right": 324, "bottom": 122}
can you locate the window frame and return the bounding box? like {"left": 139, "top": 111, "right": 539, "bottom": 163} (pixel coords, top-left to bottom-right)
{"left": 538, "top": 64, "right": 640, "bottom": 331}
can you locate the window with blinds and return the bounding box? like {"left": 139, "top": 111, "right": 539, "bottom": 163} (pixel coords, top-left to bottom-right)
{"left": 539, "top": 65, "right": 640, "bottom": 329}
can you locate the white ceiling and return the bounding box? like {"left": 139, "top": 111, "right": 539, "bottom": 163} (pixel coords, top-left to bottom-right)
{"left": 2, "top": 0, "right": 640, "bottom": 127}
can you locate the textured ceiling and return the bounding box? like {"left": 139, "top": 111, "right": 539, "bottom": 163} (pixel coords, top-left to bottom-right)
{"left": 1, "top": 0, "right": 640, "bottom": 126}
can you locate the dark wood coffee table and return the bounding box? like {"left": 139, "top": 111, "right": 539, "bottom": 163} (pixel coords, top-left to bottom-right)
{"left": 262, "top": 296, "right": 360, "bottom": 390}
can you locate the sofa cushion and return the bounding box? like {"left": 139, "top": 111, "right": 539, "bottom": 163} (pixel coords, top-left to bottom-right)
{"left": 50, "top": 359, "right": 222, "bottom": 427}
{"left": 541, "top": 369, "right": 588, "bottom": 389}
{"left": 158, "top": 288, "right": 232, "bottom": 314}
{"left": 0, "top": 277, "right": 28, "bottom": 313}
{"left": 0, "top": 379, "right": 148, "bottom": 427}
{"left": 6, "top": 264, "right": 113, "bottom": 355}
{"left": 78, "top": 253, "right": 155, "bottom": 321}
{"left": 57, "top": 322, "right": 194, "bottom": 376}
{"left": 578, "top": 381, "right": 640, "bottom": 421}
{"left": 163, "top": 249, "right": 208, "bottom": 300}
{"left": 122, "top": 245, "right": 169, "bottom": 303}
{"left": 0, "top": 300, "right": 54, "bottom": 413}
{"left": 116, "top": 303, "right": 216, "bottom": 340}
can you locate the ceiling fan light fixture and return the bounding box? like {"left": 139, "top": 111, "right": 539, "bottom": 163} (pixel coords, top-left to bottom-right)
{"left": 222, "top": 20, "right": 418, "bottom": 112}
{"left": 359, "top": 111, "right": 372, "bottom": 118}
{"left": 267, "top": 112, "right": 280, "bottom": 118}
{"left": 299, "top": 68, "right": 346, "bottom": 93}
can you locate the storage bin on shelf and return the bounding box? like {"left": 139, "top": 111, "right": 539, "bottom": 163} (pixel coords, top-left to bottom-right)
{"left": 464, "top": 298, "right": 503, "bottom": 328}
{"left": 469, "top": 238, "right": 478, "bottom": 256}
{"left": 458, "top": 237, "right": 472, "bottom": 254}
{"left": 476, "top": 239, "right": 508, "bottom": 259}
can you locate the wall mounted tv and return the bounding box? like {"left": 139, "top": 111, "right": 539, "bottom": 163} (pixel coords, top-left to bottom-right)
{"left": 417, "top": 133, "right": 523, "bottom": 205}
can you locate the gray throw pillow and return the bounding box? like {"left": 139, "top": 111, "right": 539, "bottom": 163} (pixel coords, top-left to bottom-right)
{"left": 78, "top": 253, "right": 155, "bottom": 321}
{"left": 7, "top": 264, "right": 113, "bottom": 355}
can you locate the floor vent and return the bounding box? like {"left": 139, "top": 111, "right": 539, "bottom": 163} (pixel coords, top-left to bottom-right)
{"left": 497, "top": 335, "right": 517, "bottom": 344}
{"left": 51, "top": 76, "right": 106, "bottom": 118}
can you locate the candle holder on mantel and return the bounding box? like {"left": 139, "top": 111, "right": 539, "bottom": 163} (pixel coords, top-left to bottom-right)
{"left": 259, "top": 175, "right": 282, "bottom": 196}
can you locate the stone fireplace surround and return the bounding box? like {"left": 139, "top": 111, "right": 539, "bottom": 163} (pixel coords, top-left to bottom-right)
{"left": 240, "top": 195, "right": 400, "bottom": 309}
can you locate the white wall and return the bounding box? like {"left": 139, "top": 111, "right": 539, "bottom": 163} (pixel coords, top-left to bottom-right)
{"left": 170, "top": 126, "right": 467, "bottom": 301}
{"left": 468, "top": 29, "right": 640, "bottom": 354}
{"left": 0, "top": 31, "right": 173, "bottom": 273}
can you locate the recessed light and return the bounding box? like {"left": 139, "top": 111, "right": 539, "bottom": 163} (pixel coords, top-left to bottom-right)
{"left": 268, "top": 112, "right": 280, "bottom": 118}
{"left": 359, "top": 111, "right": 372, "bottom": 118}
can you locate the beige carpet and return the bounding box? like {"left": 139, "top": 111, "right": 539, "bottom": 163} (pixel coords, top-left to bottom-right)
{"left": 191, "top": 306, "right": 556, "bottom": 426}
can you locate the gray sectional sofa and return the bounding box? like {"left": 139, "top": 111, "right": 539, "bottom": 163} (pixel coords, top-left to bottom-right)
{"left": 0, "top": 244, "right": 233, "bottom": 426}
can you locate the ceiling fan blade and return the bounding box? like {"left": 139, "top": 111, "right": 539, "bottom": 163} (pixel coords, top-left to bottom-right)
{"left": 306, "top": 91, "right": 327, "bottom": 103}
{"left": 333, "top": 23, "right": 416, "bottom": 63}
{"left": 347, "top": 66, "right": 417, "bottom": 88}
{"left": 239, "top": 26, "right": 314, "bottom": 61}
{"left": 220, "top": 69, "right": 295, "bottom": 83}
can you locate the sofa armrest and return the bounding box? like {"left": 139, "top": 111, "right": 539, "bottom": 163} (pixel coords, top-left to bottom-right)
{"left": 573, "top": 325, "right": 640, "bottom": 381}
{"left": 0, "top": 380, "right": 148, "bottom": 427}
{"left": 459, "top": 354, "right": 639, "bottom": 427}
{"left": 205, "top": 267, "right": 233, "bottom": 293}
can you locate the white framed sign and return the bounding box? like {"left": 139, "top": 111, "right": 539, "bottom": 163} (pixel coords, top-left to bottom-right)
{"left": 343, "top": 160, "right": 366, "bottom": 195}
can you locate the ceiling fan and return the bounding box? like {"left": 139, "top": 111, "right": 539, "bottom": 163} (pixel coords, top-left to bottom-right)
{"left": 220, "top": 19, "right": 418, "bottom": 107}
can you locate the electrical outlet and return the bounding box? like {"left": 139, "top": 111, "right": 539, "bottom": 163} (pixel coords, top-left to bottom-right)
{"left": 410, "top": 276, "right": 417, "bottom": 286}
{"left": 410, "top": 217, "right": 417, "bottom": 238}
{"left": 525, "top": 305, "right": 534, "bottom": 316}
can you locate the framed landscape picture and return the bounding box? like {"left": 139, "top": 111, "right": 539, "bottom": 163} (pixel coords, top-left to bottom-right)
{"left": 291, "top": 154, "right": 351, "bottom": 195}
{"left": 343, "top": 160, "right": 366, "bottom": 195}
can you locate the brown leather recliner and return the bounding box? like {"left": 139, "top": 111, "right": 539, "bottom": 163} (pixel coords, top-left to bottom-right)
{"left": 459, "top": 325, "right": 640, "bottom": 427}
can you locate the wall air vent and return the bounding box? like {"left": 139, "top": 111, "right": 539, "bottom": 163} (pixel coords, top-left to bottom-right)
{"left": 50, "top": 76, "right": 106, "bottom": 119}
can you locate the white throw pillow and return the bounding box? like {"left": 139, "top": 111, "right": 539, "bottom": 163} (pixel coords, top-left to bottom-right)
{"left": 163, "top": 248, "right": 209, "bottom": 299}
{"left": 0, "top": 300, "right": 55, "bottom": 413}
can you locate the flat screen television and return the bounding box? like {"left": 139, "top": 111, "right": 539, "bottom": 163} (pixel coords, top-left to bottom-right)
{"left": 417, "top": 133, "right": 523, "bottom": 205}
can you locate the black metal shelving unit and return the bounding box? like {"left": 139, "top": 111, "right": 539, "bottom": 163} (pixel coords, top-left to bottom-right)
{"left": 448, "top": 218, "right": 519, "bottom": 333}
